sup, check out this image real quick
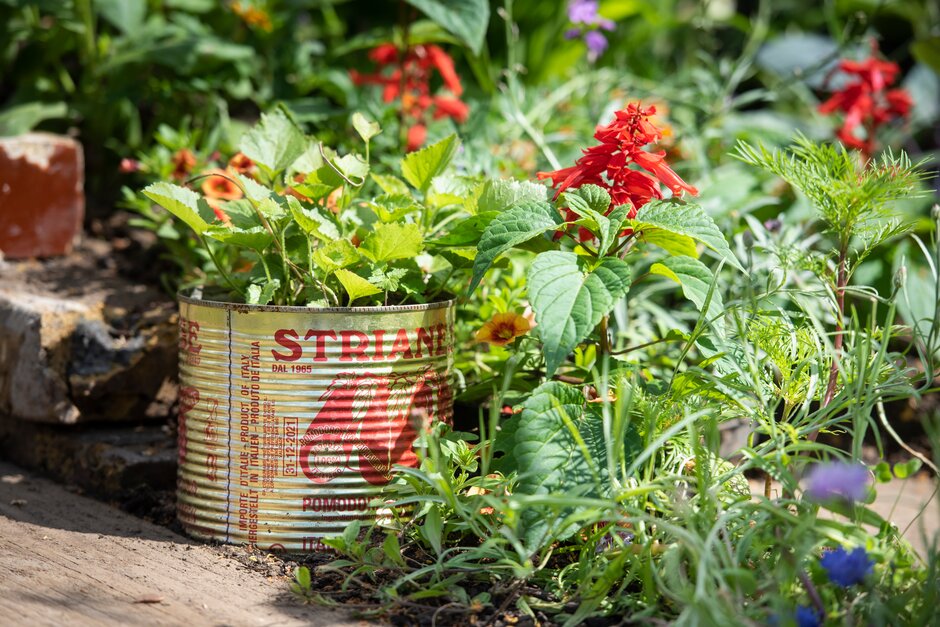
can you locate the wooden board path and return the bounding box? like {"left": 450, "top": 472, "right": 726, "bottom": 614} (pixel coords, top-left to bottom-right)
{"left": 0, "top": 462, "right": 361, "bottom": 627}
{"left": 0, "top": 460, "right": 936, "bottom": 626}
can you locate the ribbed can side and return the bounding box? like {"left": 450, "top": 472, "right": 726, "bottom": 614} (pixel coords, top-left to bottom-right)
{"left": 177, "top": 297, "right": 454, "bottom": 551}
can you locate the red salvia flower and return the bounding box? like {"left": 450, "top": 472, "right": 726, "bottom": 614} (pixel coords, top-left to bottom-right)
{"left": 351, "top": 43, "right": 469, "bottom": 151}
{"left": 537, "top": 102, "right": 698, "bottom": 241}
{"left": 818, "top": 42, "right": 912, "bottom": 159}
{"left": 406, "top": 124, "right": 427, "bottom": 152}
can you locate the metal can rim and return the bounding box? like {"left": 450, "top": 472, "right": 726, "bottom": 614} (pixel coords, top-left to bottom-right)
{"left": 178, "top": 290, "right": 456, "bottom": 315}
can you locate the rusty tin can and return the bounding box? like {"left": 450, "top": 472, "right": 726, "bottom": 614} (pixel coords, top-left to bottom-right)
{"left": 176, "top": 293, "right": 454, "bottom": 551}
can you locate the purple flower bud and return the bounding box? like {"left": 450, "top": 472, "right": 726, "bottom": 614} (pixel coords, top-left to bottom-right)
{"left": 804, "top": 461, "right": 871, "bottom": 502}
{"left": 584, "top": 30, "right": 608, "bottom": 62}
{"left": 564, "top": 27, "right": 582, "bottom": 40}
{"left": 763, "top": 217, "right": 782, "bottom": 232}
{"left": 568, "top": 0, "right": 600, "bottom": 24}
{"left": 820, "top": 546, "right": 874, "bottom": 586}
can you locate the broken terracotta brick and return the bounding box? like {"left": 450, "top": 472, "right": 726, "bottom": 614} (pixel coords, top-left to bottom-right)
{"left": 0, "top": 133, "right": 84, "bottom": 259}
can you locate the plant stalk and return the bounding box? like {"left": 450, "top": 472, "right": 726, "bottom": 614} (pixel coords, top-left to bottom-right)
{"left": 599, "top": 315, "right": 611, "bottom": 356}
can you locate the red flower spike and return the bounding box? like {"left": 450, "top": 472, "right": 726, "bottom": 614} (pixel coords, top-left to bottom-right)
{"left": 425, "top": 45, "right": 463, "bottom": 96}
{"left": 407, "top": 124, "right": 427, "bottom": 152}
{"left": 818, "top": 43, "right": 912, "bottom": 159}
{"left": 369, "top": 44, "right": 399, "bottom": 65}
{"left": 350, "top": 43, "right": 469, "bottom": 151}
{"left": 431, "top": 96, "right": 470, "bottom": 123}
{"left": 537, "top": 102, "right": 697, "bottom": 241}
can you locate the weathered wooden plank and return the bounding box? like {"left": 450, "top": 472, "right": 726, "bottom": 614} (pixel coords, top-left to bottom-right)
{"left": 0, "top": 462, "right": 362, "bottom": 626}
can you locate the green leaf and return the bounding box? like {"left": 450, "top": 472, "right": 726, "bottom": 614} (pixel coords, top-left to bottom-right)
{"left": 476, "top": 179, "right": 548, "bottom": 214}
{"left": 204, "top": 224, "right": 273, "bottom": 250}
{"left": 382, "top": 533, "right": 406, "bottom": 567}
{"left": 287, "top": 196, "right": 339, "bottom": 241}
{"left": 527, "top": 252, "right": 632, "bottom": 376}
{"left": 289, "top": 140, "right": 325, "bottom": 176}
{"left": 294, "top": 566, "right": 311, "bottom": 591}
{"left": 239, "top": 107, "right": 306, "bottom": 175}
{"left": 335, "top": 269, "right": 382, "bottom": 304}
{"left": 368, "top": 266, "right": 409, "bottom": 292}
{"left": 893, "top": 458, "right": 922, "bottom": 480}
{"left": 367, "top": 194, "right": 423, "bottom": 222}
{"left": 246, "top": 281, "right": 280, "bottom": 305}
{"left": 359, "top": 223, "right": 423, "bottom": 263}
{"left": 649, "top": 256, "right": 724, "bottom": 324}
{"left": 0, "top": 102, "right": 67, "bottom": 136}
{"left": 427, "top": 173, "right": 477, "bottom": 209}
{"left": 566, "top": 184, "right": 611, "bottom": 215}
{"left": 318, "top": 153, "right": 369, "bottom": 187}
{"left": 438, "top": 248, "right": 477, "bottom": 269}
{"left": 627, "top": 200, "right": 744, "bottom": 272}
{"left": 504, "top": 382, "right": 640, "bottom": 547}
{"left": 563, "top": 185, "right": 615, "bottom": 253}
{"left": 603, "top": 204, "right": 632, "bottom": 252}
{"left": 235, "top": 173, "right": 272, "bottom": 203}
{"left": 293, "top": 182, "right": 336, "bottom": 202}
{"left": 401, "top": 134, "right": 459, "bottom": 193}
{"left": 469, "top": 201, "right": 562, "bottom": 292}
{"left": 312, "top": 240, "right": 360, "bottom": 274}
{"left": 352, "top": 112, "right": 382, "bottom": 143}
{"left": 142, "top": 182, "right": 209, "bottom": 235}
{"left": 371, "top": 173, "right": 410, "bottom": 196}
{"left": 403, "top": 0, "right": 490, "bottom": 55}
{"left": 874, "top": 461, "right": 893, "bottom": 483}
{"left": 432, "top": 211, "right": 497, "bottom": 246}
{"left": 641, "top": 230, "right": 698, "bottom": 257}
{"left": 421, "top": 507, "right": 443, "bottom": 555}
{"left": 95, "top": 0, "right": 146, "bottom": 34}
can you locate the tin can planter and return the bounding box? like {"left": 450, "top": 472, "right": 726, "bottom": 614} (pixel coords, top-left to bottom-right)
{"left": 175, "top": 293, "right": 455, "bottom": 551}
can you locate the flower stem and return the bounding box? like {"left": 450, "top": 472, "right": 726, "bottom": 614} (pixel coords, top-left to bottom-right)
{"left": 599, "top": 315, "right": 611, "bottom": 356}
{"left": 812, "top": 242, "right": 848, "bottom": 441}
{"left": 197, "top": 235, "right": 245, "bottom": 299}
{"left": 799, "top": 570, "right": 826, "bottom": 618}
{"left": 824, "top": 245, "right": 848, "bottom": 405}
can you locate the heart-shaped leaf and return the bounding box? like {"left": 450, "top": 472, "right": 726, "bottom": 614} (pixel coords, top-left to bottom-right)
{"left": 527, "top": 252, "right": 632, "bottom": 376}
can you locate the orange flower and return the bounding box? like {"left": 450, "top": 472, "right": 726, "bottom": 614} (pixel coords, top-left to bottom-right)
{"left": 201, "top": 169, "right": 243, "bottom": 201}
{"left": 171, "top": 149, "right": 196, "bottom": 180}
{"left": 475, "top": 312, "right": 532, "bottom": 346}
{"left": 205, "top": 198, "right": 233, "bottom": 226}
{"left": 227, "top": 152, "right": 255, "bottom": 175}
{"left": 231, "top": 1, "right": 272, "bottom": 31}
{"left": 325, "top": 186, "right": 343, "bottom": 214}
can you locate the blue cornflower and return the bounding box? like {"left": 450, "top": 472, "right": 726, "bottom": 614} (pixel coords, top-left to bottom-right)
{"left": 804, "top": 461, "right": 871, "bottom": 503}
{"left": 820, "top": 546, "right": 874, "bottom": 587}
{"left": 795, "top": 605, "right": 822, "bottom": 627}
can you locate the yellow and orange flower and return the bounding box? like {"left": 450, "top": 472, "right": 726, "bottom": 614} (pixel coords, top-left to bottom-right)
{"left": 231, "top": 1, "right": 272, "bottom": 31}
{"left": 171, "top": 148, "right": 197, "bottom": 180}
{"left": 227, "top": 152, "right": 255, "bottom": 176}
{"left": 200, "top": 169, "right": 242, "bottom": 225}
{"left": 201, "top": 169, "right": 243, "bottom": 201}
{"left": 475, "top": 312, "right": 532, "bottom": 346}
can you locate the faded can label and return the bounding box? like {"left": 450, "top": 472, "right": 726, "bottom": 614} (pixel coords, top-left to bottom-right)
{"left": 176, "top": 298, "right": 454, "bottom": 551}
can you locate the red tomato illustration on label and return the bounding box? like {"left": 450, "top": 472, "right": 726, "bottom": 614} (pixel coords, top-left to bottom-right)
{"left": 299, "top": 370, "right": 451, "bottom": 486}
